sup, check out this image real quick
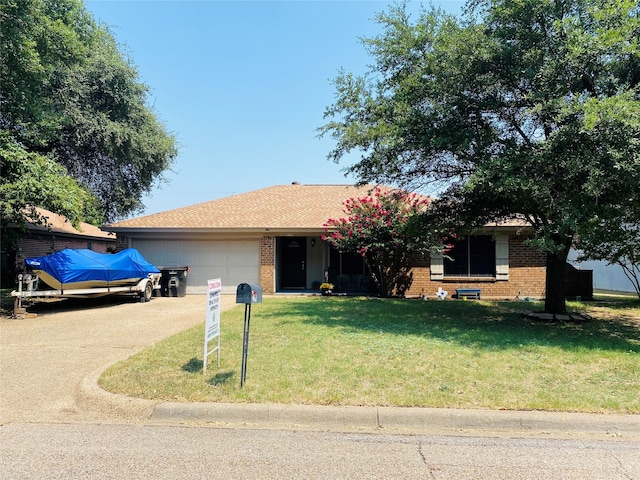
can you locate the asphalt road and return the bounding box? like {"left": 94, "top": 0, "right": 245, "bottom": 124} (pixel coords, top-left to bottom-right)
{"left": 3, "top": 423, "right": 639, "bottom": 479}
{"left": 1, "top": 294, "right": 639, "bottom": 479}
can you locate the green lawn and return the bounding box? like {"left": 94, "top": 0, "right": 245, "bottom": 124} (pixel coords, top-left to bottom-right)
{"left": 99, "top": 295, "right": 640, "bottom": 413}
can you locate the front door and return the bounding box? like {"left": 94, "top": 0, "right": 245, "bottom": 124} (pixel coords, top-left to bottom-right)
{"left": 278, "top": 237, "right": 307, "bottom": 289}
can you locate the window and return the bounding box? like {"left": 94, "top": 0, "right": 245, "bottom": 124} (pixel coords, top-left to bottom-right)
{"left": 329, "top": 248, "right": 366, "bottom": 275}
{"left": 327, "top": 247, "right": 375, "bottom": 292}
{"left": 444, "top": 235, "right": 496, "bottom": 277}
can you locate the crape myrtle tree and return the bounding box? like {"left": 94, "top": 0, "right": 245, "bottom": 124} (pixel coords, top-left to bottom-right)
{"left": 0, "top": 0, "right": 177, "bottom": 229}
{"left": 320, "top": 0, "right": 640, "bottom": 314}
{"left": 322, "top": 187, "right": 446, "bottom": 297}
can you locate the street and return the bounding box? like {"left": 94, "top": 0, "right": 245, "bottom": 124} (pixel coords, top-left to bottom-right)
{"left": 2, "top": 423, "right": 638, "bottom": 479}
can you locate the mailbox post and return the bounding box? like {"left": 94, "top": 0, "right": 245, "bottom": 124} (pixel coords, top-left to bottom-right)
{"left": 236, "top": 283, "right": 262, "bottom": 387}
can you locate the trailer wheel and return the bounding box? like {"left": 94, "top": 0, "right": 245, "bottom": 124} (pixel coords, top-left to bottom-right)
{"left": 141, "top": 280, "right": 153, "bottom": 303}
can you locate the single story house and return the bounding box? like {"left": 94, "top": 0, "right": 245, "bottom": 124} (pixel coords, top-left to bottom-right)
{"left": 1, "top": 207, "right": 116, "bottom": 288}
{"left": 103, "top": 183, "right": 582, "bottom": 300}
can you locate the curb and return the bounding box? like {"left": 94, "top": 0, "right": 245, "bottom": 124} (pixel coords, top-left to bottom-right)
{"left": 151, "top": 402, "right": 640, "bottom": 439}
{"left": 79, "top": 367, "right": 640, "bottom": 439}
{"left": 77, "top": 363, "right": 157, "bottom": 423}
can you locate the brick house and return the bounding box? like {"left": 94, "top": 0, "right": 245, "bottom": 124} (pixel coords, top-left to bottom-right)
{"left": 101, "top": 183, "right": 580, "bottom": 300}
{"left": 1, "top": 208, "right": 116, "bottom": 288}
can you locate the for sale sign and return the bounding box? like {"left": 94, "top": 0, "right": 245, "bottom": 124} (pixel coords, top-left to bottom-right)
{"left": 203, "top": 278, "right": 221, "bottom": 374}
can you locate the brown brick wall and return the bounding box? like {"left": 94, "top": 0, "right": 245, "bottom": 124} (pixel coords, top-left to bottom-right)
{"left": 14, "top": 234, "right": 114, "bottom": 274}
{"left": 260, "top": 236, "right": 275, "bottom": 293}
{"left": 95, "top": 232, "right": 589, "bottom": 300}
{"left": 114, "top": 235, "right": 130, "bottom": 252}
{"left": 406, "top": 234, "right": 547, "bottom": 300}
{"left": 509, "top": 235, "right": 547, "bottom": 267}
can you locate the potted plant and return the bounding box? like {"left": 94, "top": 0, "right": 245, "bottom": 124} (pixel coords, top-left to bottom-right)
{"left": 319, "top": 283, "right": 334, "bottom": 296}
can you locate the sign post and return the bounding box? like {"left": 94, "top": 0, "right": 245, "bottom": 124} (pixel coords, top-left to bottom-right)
{"left": 203, "top": 278, "right": 222, "bottom": 375}
{"left": 240, "top": 303, "right": 251, "bottom": 388}
{"left": 235, "top": 283, "right": 262, "bottom": 387}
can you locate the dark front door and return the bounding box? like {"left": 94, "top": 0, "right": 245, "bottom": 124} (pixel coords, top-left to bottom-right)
{"left": 279, "top": 237, "right": 307, "bottom": 289}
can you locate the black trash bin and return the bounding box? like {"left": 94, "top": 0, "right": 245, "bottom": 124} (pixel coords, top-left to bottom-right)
{"left": 158, "top": 266, "right": 189, "bottom": 297}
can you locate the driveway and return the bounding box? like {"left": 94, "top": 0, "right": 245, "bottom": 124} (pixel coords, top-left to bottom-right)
{"left": 0, "top": 295, "right": 237, "bottom": 424}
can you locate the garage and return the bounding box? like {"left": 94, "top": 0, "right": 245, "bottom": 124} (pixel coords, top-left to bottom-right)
{"left": 131, "top": 239, "right": 260, "bottom": 294}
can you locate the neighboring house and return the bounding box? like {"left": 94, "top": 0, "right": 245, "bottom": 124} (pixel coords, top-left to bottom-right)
{"left": 1, "top": 207, "right": 116, "bottom": 288}
{"left": 103, "top": 183, "right": 585, "bottom": 300}
{"left": 568, "top": 249, "right": 637, "bottom": 294}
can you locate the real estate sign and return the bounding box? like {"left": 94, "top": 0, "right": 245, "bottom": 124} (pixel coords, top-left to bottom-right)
{"left": 203, "top": 278, "right": 221, "bottom": 374}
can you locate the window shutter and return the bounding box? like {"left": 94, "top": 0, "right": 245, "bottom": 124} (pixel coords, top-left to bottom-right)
{"left": 495, "top": 235, "right": 509, "bottom": 281}
{"left": 430, "top": 252, "right": 444, "bottom": 280}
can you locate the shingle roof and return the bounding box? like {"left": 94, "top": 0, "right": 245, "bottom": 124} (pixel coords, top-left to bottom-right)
{"left": 104, "top": 184, "right": 530, "bottom": 234}
{"left": 106, "top": 184, "right": 390, "bottom": 231}
{"left": 32, "top": 208, "right": 115, "bottom": 240}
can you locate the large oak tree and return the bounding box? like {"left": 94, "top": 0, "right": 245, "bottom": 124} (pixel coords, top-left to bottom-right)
{"left": 1, "top": 0, "right": 177, "bottom": 228}
{"left": 320, "top": 0, "right": 640, "bottom": 314}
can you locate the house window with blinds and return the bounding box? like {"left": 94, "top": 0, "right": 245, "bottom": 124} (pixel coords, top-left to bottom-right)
{"left": 430, "top": 234, "right": 509, "bottom": 281}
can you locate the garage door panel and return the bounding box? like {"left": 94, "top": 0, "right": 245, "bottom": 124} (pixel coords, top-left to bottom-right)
{"left": 131, "top": 239, "right": 259, "bottom": 294}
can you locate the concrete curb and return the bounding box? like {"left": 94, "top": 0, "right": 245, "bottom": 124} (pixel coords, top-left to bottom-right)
{"left": 151, "top": 401, "right": 640, "bottom": 439}
{"left": 77, "top": 363, "right": 158, "bottom": 423}
{"left": 79, "top": 367, "right": 640, "bottom": 439}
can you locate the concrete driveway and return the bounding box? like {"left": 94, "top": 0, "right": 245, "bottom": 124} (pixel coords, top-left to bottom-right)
{"left": 1, "top": 294, "right": 236, "bottom": 424}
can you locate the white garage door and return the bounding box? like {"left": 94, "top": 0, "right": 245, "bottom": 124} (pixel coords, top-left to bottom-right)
{"left": 131, "top": 239, "right": 260, "bottom": 294}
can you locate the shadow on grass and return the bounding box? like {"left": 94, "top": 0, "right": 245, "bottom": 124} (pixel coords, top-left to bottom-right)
{"left": 182, "top": 357, "right": 203, "bottom": 373}
{"left": 587, "top": 298, "right": 640, "bottom": 311}
{"left": 182, "top": 359, "right": 236, "bottom": 386}
{"left": 182, "top": 358, "right": 236, "bottom": 386}
{"left": 261, "top": 297, "right": 640, "bottom": 353}
{"left": 207, "top": 371, "right": 235, "bottom": 386}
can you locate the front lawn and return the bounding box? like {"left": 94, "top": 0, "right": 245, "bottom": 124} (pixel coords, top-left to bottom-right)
{"left": 99, "top": 295, "right": 640, "bottom": 413}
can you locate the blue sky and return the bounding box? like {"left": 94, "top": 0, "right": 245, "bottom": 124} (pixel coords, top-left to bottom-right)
{"left": 85, "top": 0, "right": 466, "bottom": 217}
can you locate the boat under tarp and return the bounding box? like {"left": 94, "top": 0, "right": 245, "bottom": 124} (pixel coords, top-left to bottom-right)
{"left": 24, "top": 248, "right": 161, "bottom": 290}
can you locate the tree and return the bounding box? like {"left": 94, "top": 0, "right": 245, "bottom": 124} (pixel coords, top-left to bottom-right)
{"left": 322, "top": 187, "right": 444, "bottom": 297}
{"left": 320, "top": 0, "right": 640, "bottom": 314}
{"left": 0, "top": 0, "right": 177, "bottom": 224}
{"left": 0, "top": 132, "right": 99, "bottom": 229}
{"left": 0, "top": 132, "right": 102, "bottom": 288}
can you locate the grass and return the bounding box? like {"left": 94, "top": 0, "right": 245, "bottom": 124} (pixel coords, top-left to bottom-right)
{"left": 99, "top": 294, "right": 640, "bottom": 413}
{"left": 0, "top": 288, "right": 15, "bottom": 316}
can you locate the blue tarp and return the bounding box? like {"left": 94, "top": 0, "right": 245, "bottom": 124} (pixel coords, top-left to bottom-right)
{"left": 25, "top": 248, "right": 160, "bottom": 286}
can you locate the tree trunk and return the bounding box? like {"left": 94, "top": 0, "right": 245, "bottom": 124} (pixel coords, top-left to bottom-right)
{"left": 544, "top": 241, "right": 572, "bottom": 315}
